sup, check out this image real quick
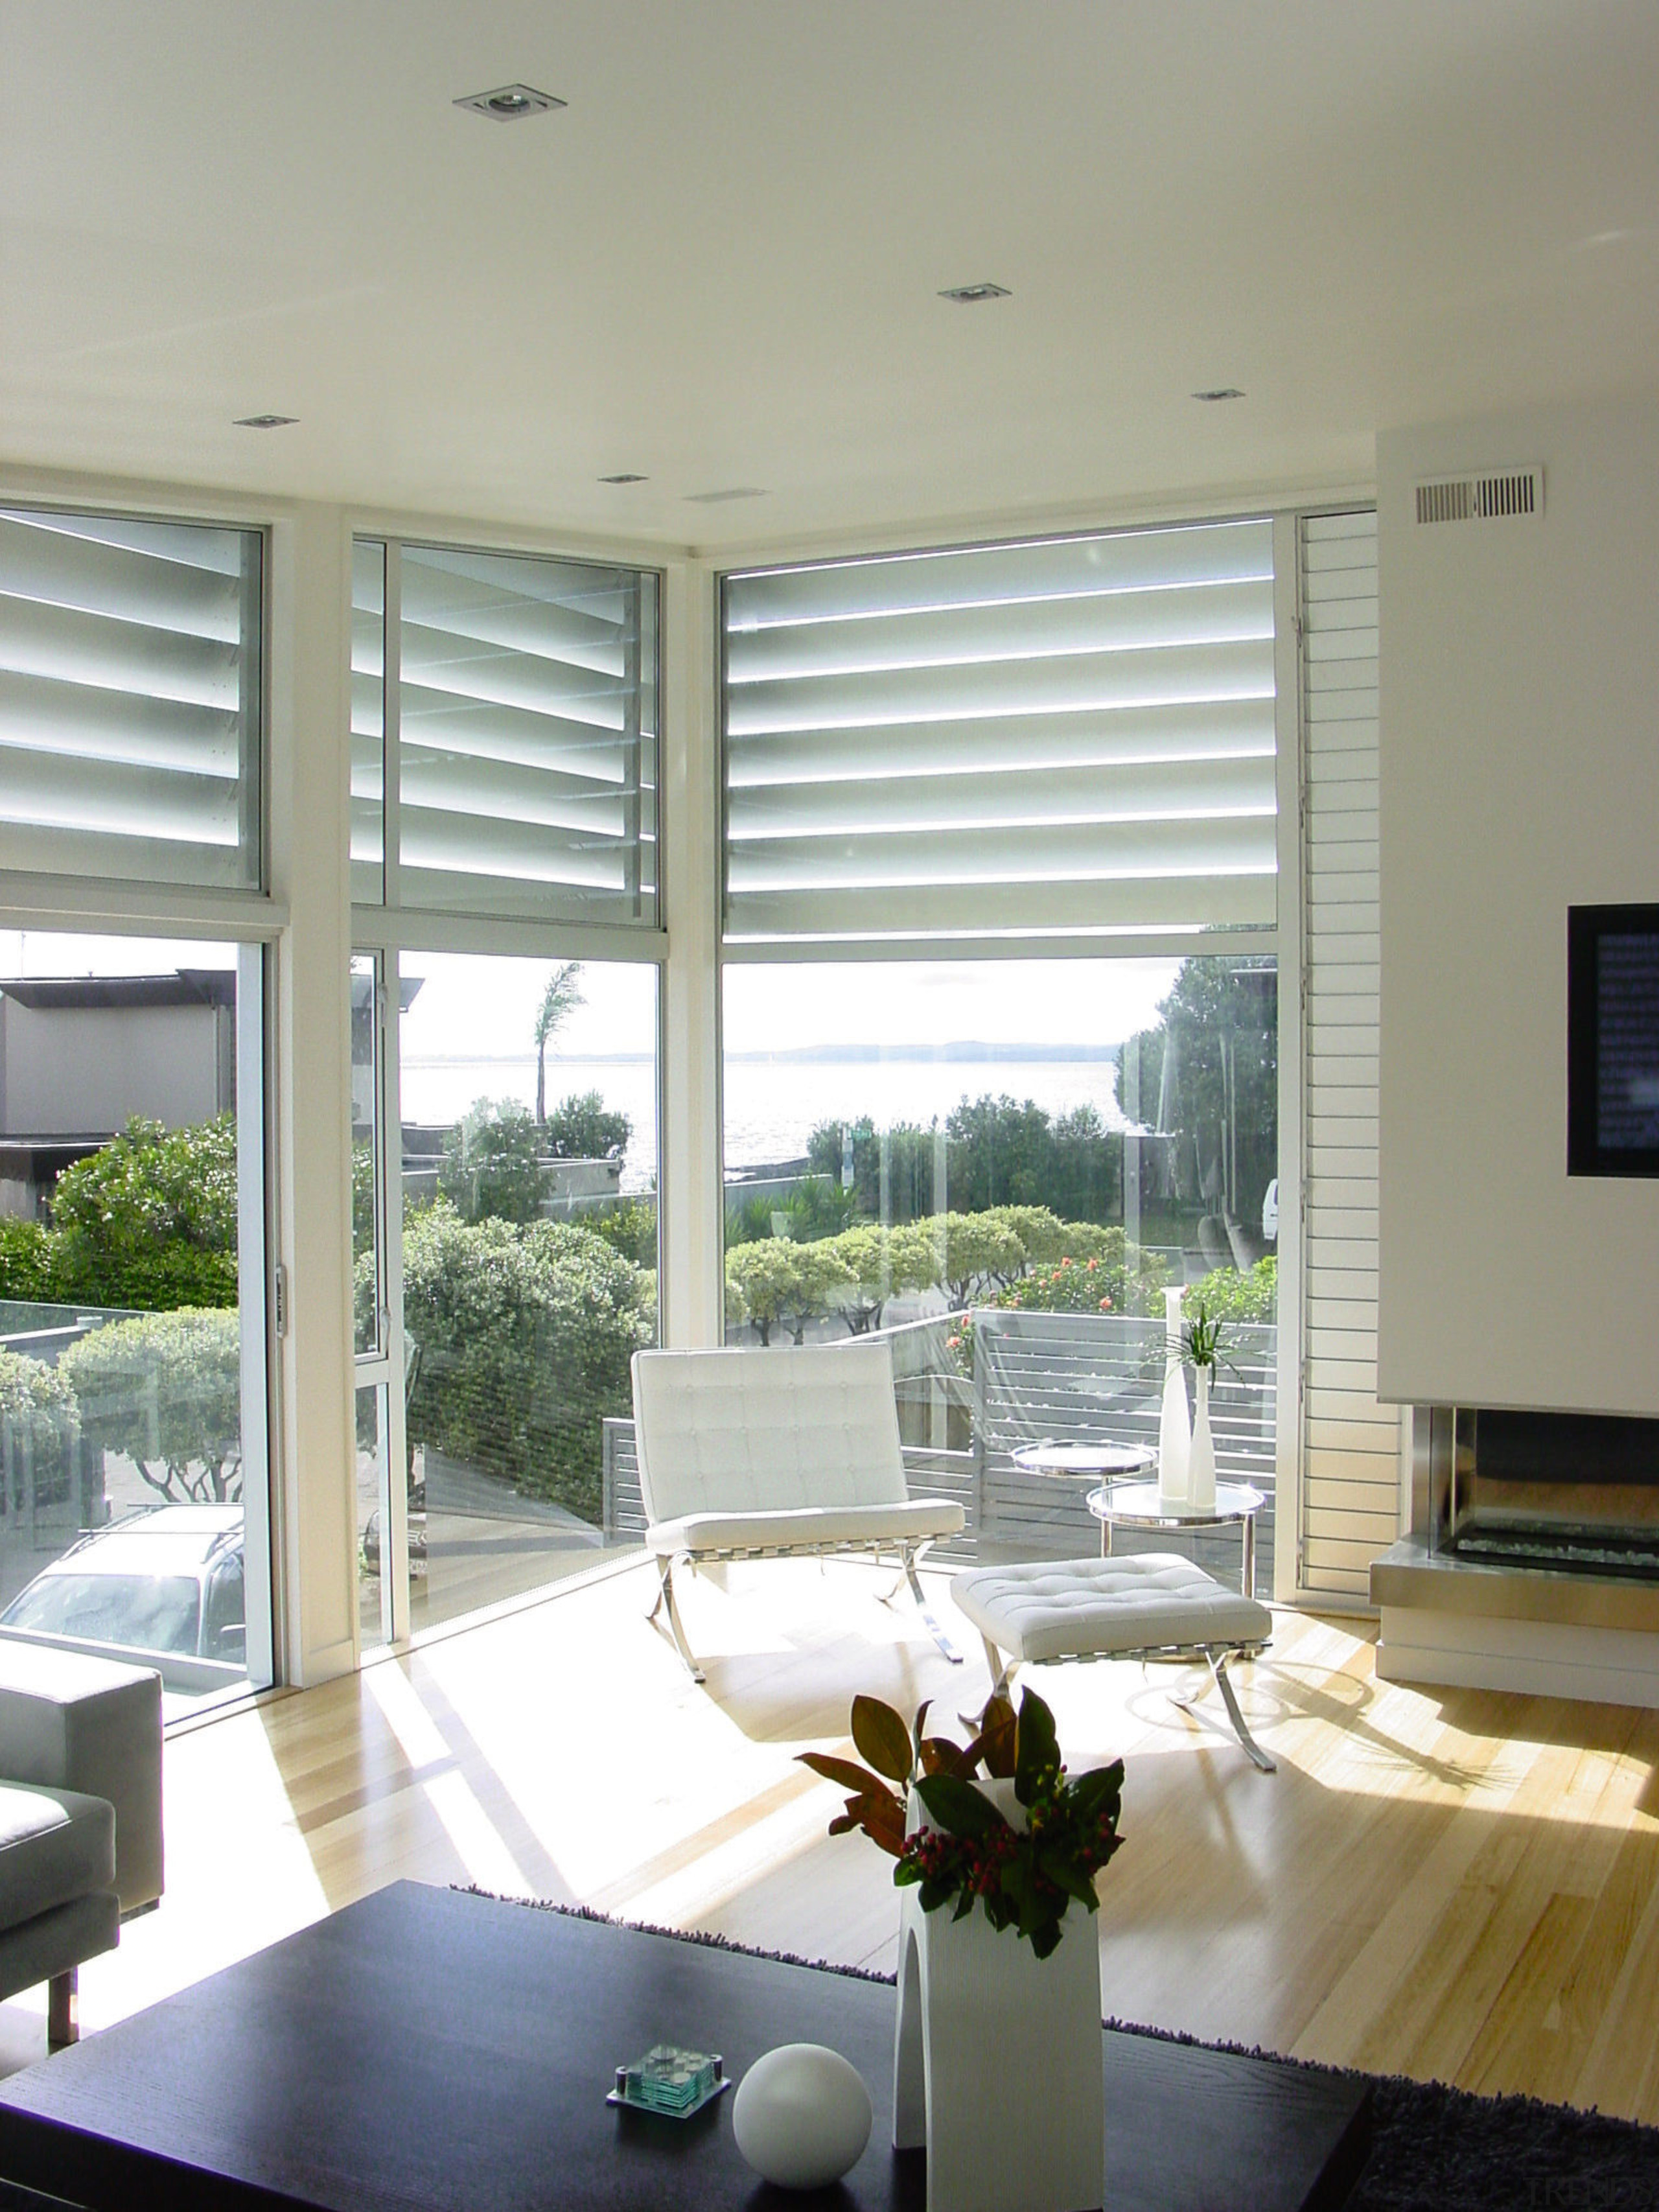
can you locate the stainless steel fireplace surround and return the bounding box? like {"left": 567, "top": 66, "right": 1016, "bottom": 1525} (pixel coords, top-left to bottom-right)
{"left": 1372, "top": 1406, "right": 1659, "bottom": 1650}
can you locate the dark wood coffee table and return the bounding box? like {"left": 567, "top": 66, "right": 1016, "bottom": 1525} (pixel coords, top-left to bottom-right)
{"left": 0, "top": 1882, "right": 1369, "bottom": 2211}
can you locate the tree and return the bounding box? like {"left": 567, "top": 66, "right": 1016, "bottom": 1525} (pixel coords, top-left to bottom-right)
{"left": 1121, "top": 959, "right": 1278, "bottom": 1230}
{"left": 934, "top": 1212, "right": 1025, "bottom": 1309}
{"left": 59, "top": 1309, "right": 242, "bottom": 1503}
{"left": 828, "top": 1222, "right": 940, "bottom": 1333}
{"left": 533, "top": 962, "right": 584, "bottom": 1125}
{"left": 439, "top": 1099, "right": 547, "bottom": 1224}
{"left": 723, "top": 1237, "right": 854, "bottom": 1346}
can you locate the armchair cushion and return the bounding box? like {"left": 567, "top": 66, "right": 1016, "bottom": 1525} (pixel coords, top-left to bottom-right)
{"left": 0, "top": 1785, "right": 116, "bottom": 1931}
{"left": 648, "top": 1498, "right": 962, "bottom": 1557}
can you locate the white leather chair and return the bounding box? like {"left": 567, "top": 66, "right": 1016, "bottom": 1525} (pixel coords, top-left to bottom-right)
{"left": 630, "top": 1339, "right": 965, "bottom": 1682}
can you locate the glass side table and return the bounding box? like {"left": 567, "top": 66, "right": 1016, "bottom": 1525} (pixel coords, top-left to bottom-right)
{"left": 1010, "top": 1440, "right": 1157, "bottom": 1485}
{"left": 1086, "top": 1478, "right": 1266, "bottom": 1598}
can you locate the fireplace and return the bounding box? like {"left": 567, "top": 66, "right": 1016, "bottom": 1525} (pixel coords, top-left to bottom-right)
{"left": 1428, "top": 1406, "right": 1659, "bottom": 1579}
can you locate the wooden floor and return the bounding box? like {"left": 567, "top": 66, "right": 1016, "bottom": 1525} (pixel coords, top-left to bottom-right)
{"left": 10, "top": 1552, "right": 1659, "bottom": 2123}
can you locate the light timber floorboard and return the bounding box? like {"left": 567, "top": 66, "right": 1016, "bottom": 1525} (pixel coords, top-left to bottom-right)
{"left": 3, "top": 1554, "right": 1657, "bottom": 2124}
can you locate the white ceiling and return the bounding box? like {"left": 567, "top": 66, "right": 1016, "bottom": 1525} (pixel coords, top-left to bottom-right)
{"left": 4, "top": 0, "right": 1659, "bottom": 551}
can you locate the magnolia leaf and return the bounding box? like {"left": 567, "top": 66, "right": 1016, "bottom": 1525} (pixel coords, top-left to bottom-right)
{"left": 914, "top": 1773, "right": 1011, "bottom": 1841}
{"left": 918, "top": 1736, "right": 973, "bottom": 1778}
{"left": 966, "top": 1694, "right": 1017, "bottom": 1778}
{"left": 1028, "top": 1918, "right": 1063, "bottom": 1961}
{"left": 852, "top": 1694, "right": 915, "bottom": 1785}
{"left": 911, "top": 1699, "right": 933, "bottom": 1762}
{"left": 830, "top": 1790, "right": 906, "bottom": 1857}
{"left": 797, "top": 1750, "right": 894, "bottom": 1800}
{"left": 1014, "top": 1685, "right": 1060, "bottom": 1807}
{"left": 1039, "top": 1849, "right": 1099, "bottom": 1908}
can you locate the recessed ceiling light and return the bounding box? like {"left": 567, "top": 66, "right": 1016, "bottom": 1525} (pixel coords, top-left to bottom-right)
{"left": 598, "top": 472, "right": 649, "bottom": 485}
{"left": 685, "top": 487, "right": 768, "bottom": 504}
{"left": 454, "top": 83, "right": 566, "bottom": 122}
{"left": 938, "top": 282, "right": 1012, "bottom": 305}
{"left": 1192, "top": 388, "right": 1246, "bottom": 402}
{"left": 233, "top": 415, "right": 298, "bottom": 430}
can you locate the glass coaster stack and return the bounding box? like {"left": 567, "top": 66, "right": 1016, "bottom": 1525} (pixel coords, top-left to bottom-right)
{"left": 616, "top": 2045, "right": 722, "bottom": 2115}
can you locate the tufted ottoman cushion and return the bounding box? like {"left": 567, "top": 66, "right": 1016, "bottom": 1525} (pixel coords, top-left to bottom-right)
{"left": 952, "top": 1554, "right": 1271, "bottom": 1666}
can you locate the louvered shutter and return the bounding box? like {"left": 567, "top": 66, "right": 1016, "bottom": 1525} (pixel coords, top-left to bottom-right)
{"left": 387, "top": 543, "right": 658, "bottom": 926}
{"left": 1299, "top": 510, "right": 1403, "bottom": 1598}
{"left": 0, "top": 507, "right": 261, "bottom": 889}
{"left": 723, "top": 519, "right": 1277, "bottom": 947}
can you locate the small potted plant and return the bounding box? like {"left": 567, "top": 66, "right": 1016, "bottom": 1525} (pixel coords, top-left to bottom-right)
{"left": 1179, "top": 1296, "right": 1227, "bottom": 1510}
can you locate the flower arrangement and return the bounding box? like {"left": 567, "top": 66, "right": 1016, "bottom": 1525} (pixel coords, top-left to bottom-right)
{"left": 798, "top": 1686, "right": 1124, "bottom": 1959}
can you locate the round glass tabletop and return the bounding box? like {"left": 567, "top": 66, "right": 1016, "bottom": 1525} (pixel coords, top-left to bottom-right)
{"left": 1087, "top": 1478, "right": 1264, "bottom": 1528}
{"left": 1011, "top": 1441, "right": 1157, "bottom": 1480}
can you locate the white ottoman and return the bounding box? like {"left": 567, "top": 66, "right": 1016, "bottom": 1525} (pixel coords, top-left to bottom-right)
{"left": 952, "top": 1554, "right": 1277, "bottom": 1771}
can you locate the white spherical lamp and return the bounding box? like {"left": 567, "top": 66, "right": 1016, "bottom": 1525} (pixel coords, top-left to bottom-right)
{"left": 732, "top": 2042, "right": 873, "bottom": 2190}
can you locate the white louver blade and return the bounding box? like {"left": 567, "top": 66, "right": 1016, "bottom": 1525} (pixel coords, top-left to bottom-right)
{"left": 723, "top": 518, "right": 1277, "bottom": 948}
{"left": 0, "top": 508, "right": 261, "bottom": 889}
{"left": 353, "top": 541, "right": 659, "bottom": 926}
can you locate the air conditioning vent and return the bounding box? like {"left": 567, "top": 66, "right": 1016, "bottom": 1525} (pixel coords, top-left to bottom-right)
{"left": 1415, "top": 467, "right": 1543, "bottom": 526}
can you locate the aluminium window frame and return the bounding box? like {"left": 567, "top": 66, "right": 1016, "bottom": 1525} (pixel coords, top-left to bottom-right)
{"left": 710, "top": 504, "right": 1306, "bottom": 1598}
{"left": 349, "top": 524, "right": 671, "bottom": 1655}
{"left": 0, "top": 482, "right": 286, "bottom": 1703}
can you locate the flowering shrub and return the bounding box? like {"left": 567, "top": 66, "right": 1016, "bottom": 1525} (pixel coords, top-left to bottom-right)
{"left": 798, "top": 1686, "right": 1124, "bottom": 1959}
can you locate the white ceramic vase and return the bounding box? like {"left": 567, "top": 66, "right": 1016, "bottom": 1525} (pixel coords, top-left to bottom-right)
{"left": 892, "top": 1780, "right": 1103, "bottom": 2212}
{"left": 1187, "top": 1364, "right": 1217, "bottom": 1512}
{"left": 1157, "top": 1285, "right": 1189, "bottom": 1513}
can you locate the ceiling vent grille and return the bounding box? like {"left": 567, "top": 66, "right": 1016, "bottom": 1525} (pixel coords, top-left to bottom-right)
{"left": 1415, "top": 467, "right": 1543, "bottom": 526}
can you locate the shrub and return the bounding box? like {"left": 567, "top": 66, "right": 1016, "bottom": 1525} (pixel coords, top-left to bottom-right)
{"left": 1183, "top": 1256, "right": 1277, "bottom": 1325}
{"left": 543, "top": 1090, "right": 631, "bottom": 1161}
{"left": 399, "top": 1202, "right": 650, "bottom": 1520}
{"left": 0, "top": 1219, "right": 58, "bottom": 1303}
{"left": 58, "top": 1309, "right": 242, "bottom": 1503}
{"left": 934, "top": 1212, "right": 1026, "bottom": 1308}
{"left": 782, "top": 1176, "right": 859, "bottom": 1242}
{"left": 0, "top": 1349, "right": 80, "bottom": 1508}
{"left": 47, "top": 1117, "right": 238, "bottom": 1310}
{"left": 988, "top": 1226, "right": 1170, "bottom": 1321}
{"left": 589, "top": 1196, "right": 658, "bottom": 1268}
{"left": 439, "top": 1099, "right": 548, "bottom": 1224}
{"left": 725, "top": 1193, "right": 777, "bottom": 1248}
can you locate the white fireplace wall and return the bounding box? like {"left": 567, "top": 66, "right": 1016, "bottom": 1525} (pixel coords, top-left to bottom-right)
{"left": 1376, "top": 391, "right": 1659, "bottom": 1418}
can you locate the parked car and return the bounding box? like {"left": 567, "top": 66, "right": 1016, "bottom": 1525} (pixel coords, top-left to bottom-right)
{"left": 0, "top": 1506, "right": 245, "bottom": 1681}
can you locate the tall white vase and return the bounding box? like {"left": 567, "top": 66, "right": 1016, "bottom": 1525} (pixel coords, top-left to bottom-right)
{"left": 1187, "top": 1364, "right": 1216, "bottom": 1512}
{"left": 892, "top": 1781, "right": 1103, "bottom": 2212}
{"left": 1157, "top": 1285, "right": 1189, "bottom": 1513}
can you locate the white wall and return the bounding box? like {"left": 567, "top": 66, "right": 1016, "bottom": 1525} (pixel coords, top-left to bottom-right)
{"left": 1376, "top": 392, "right": 1659, "bottom": 1416}
{"left": 0, "top": 1002, "right": 220, "bottom": 1134}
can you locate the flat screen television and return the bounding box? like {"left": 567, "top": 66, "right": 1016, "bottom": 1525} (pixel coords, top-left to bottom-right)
{"left": 1568, "top": 903, "right": 1659, "bottom": 1176}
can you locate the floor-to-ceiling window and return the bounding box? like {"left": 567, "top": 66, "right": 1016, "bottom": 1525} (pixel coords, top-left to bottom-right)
{"left": 717, "top": 520, "right": 1285, "bottom": 1589}
{"left": 351, "top": 536, "right": 664, "bottom": 1643}
{"left": 0, "top": 506, "right": 275, "bottom": 1715}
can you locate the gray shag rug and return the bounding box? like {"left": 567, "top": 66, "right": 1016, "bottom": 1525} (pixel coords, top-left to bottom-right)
{"left": 464, "top": 1890, "right": 1659, "bottom": 2212}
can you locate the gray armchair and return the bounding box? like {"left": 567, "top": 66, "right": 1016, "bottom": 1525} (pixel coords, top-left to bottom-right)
{"left": 0, "top": 1642, "right": 164, "bottom": 2046}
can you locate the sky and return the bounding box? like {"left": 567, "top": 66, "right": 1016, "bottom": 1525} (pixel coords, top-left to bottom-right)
{"left": 1, "top": 934, "right": 1182, "bottom": 1062}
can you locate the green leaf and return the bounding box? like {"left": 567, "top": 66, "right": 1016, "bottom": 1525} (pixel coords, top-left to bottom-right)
{"left": 1014, "top": 1686, "right": 1060, "bottom": 1806}
{"left": 1070, "top": 1760, "right": 1124, "bottom": 1823}
{"left": 1039, "top": 1850, "right": 1099, "bottom": 1908}
{"left": 852, "top": 1695, "right": 915, "bottom": 1785}
{"left": 913, "top": 1773, "right": 1012, "bottom": 1841}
